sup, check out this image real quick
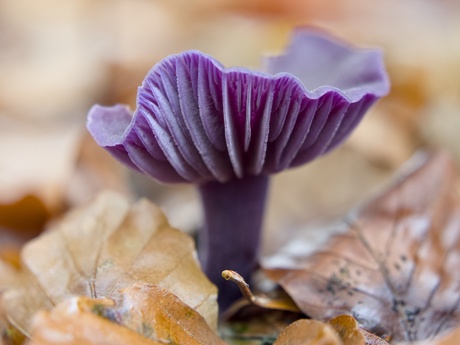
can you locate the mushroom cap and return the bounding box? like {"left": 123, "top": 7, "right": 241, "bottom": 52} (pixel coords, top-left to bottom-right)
{"left": 88, "top": 29, "right": 389, "bottom": 184}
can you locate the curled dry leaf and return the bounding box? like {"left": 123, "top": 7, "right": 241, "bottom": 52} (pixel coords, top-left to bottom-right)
{"left": 263, "top": 151, "right": 460, "bottom": 342}
{"left": 328, "top": 315, "right": 365, "bottom": 345}
{"left": 26, "top": 284, "right": 226, "bottom": 345}
{"left": 272, "top": 319, "right": 342, "bottom": 345}
{"left": 118, "top": 284, "right": 226, "bottom": 344}
{"left": 273, "top": 314, "right": 384, "bottom": 345}
{"left": 3, "top": 192, "right": 217, "bottom": 338}
{"left": 25, "top": 297, "right": 161, "bottom": 345}
{"left": 328, "top": 315, "right": 387, "bottom": 345}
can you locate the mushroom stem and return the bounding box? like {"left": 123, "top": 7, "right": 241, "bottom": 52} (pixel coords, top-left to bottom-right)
{"left": 198, "top": 174, "right": 269, "bottom": 310}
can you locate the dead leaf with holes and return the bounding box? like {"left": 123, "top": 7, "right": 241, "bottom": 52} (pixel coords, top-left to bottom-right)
{"left": 3, "top": 191, "right": 218, "bottom": 341}
{"left": 263, "top": 151, "right": 460, "bottom": 343}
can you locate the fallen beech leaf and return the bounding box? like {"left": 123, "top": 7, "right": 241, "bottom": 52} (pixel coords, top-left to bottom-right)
{"left": 272, "top": 319, "right": 342, "bottom": 345}
{"left": 118, "top": 284, "right": 226, "bottom": 344}
{"left": 26, "top": 286, "right": 225, "bottom": 345}
{"left": 328, "top": 315, "right": 386, "bottom": 345}
{"left": 4, "top": 192, "right": 217, "bottom": 337}
{"left": 263, "top": 151, "right": 460, "bottom": 342}
{"left": 328, "top": 315, "right": 364, "bottom": 345}
{"left": 26, "top": 297, "right": 162, "bottom": 345}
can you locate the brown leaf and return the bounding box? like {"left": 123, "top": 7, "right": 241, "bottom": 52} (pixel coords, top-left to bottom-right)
{"left": 0, "top": 195, "right": 50, "bottom": 236}
{"left": 328, "top": 315, "right": 365, "bottom": 345}
{"left": 3, "top": 192, "right": 217, "bottom": 338}
{"left": 272, "top": 319, "right": 342, "bottom": 345}
{"left": 26, "top": 285, "right": 226, "bottom": 345}
{"left": 328, "top": 315, "right": 389, "bottom": 345}
{"left": 263, "top": 151, "right": 460, "bottom": 342}
{"left": 117, "top": 284, "right": 226, "bottom": 344}
{"left": 25, "top": 297, "right": 162, "bottom": 345}
{"left": 0, "top": 260, "right": 18, "bottom": 293}
{"left": 0, "top": 195, "right": 51, "bottom": 270}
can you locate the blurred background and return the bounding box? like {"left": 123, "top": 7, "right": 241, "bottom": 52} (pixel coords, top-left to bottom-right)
{"left": 1, "top": 0, "right": 460, "bottom": 266}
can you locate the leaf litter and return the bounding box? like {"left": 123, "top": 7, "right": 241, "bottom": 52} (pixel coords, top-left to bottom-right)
{"left": 262, "top": 151, "right": 460, "bottom": 343}
{"left": 3, "top": 152, "right": 460, "bottom": 344}
{"left": 220, "top": 271, "right": 388, "bottom": 345}
{"left": 2, "top": 192, "right": 218, "bottom": 342}
{"left": 25, "top": 284, "right": 226, "bottom": 345}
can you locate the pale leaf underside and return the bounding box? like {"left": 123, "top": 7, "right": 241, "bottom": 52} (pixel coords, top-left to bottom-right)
{"left": 263, "top": 152, "right": 460, "bottom": 343}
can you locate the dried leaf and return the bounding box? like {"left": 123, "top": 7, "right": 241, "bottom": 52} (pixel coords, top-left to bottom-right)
{"left": 263, "top": 151, "right": 460, "bottom": 342}
{"left": 328, "top": 315, "right": 365, "bottom": 345}
{"left": 3, "top": 192, "right": 217, "bottom": 338}
{"left": 0, "top": 195, "right": 51, "bottom": 270}
{"left": 26, "top": 285, "right": 226, "bottom": 345}
{"left": 26, "top": 297, "right": 162, "bottom": 345}
{"left": 0, "top": 195, "right": 50, "bottom": 236}
{"left": 328, "top": 315, "right": 387, "bottom": 345}
{"left": 118, "top": 284, "right": 226, "bottom": 344}
{"left": 272, "top": 319, "right": 342, "bottom": 345}
{"left": 0, "top": 260, "right": 18, "bottom": 293}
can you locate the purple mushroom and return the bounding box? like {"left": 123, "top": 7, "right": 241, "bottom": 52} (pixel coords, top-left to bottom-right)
{"left": 87, "top": 28, "right": 389, "bottom": 310}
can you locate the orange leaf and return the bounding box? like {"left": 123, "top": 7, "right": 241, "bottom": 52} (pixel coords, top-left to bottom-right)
{"left": 25, "top": 297, "right": 162, "bottom": 345}
{"left": 328, "top": 315, "right": 388, "bottom": 345}
{"left": 25, "top": 285, "right": 227, "bottom": 345}
{"left": 117, "top": 284, "right": 226, "bottom": 344}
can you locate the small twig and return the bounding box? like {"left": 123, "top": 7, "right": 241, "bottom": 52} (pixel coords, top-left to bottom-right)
{"left": 222, "top": 270, "right": 301, "bottom": 313}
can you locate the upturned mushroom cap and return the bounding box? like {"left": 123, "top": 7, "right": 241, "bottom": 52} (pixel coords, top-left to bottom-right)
{"left": 87, "top": 29, "right": 389, "bottom": 184}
